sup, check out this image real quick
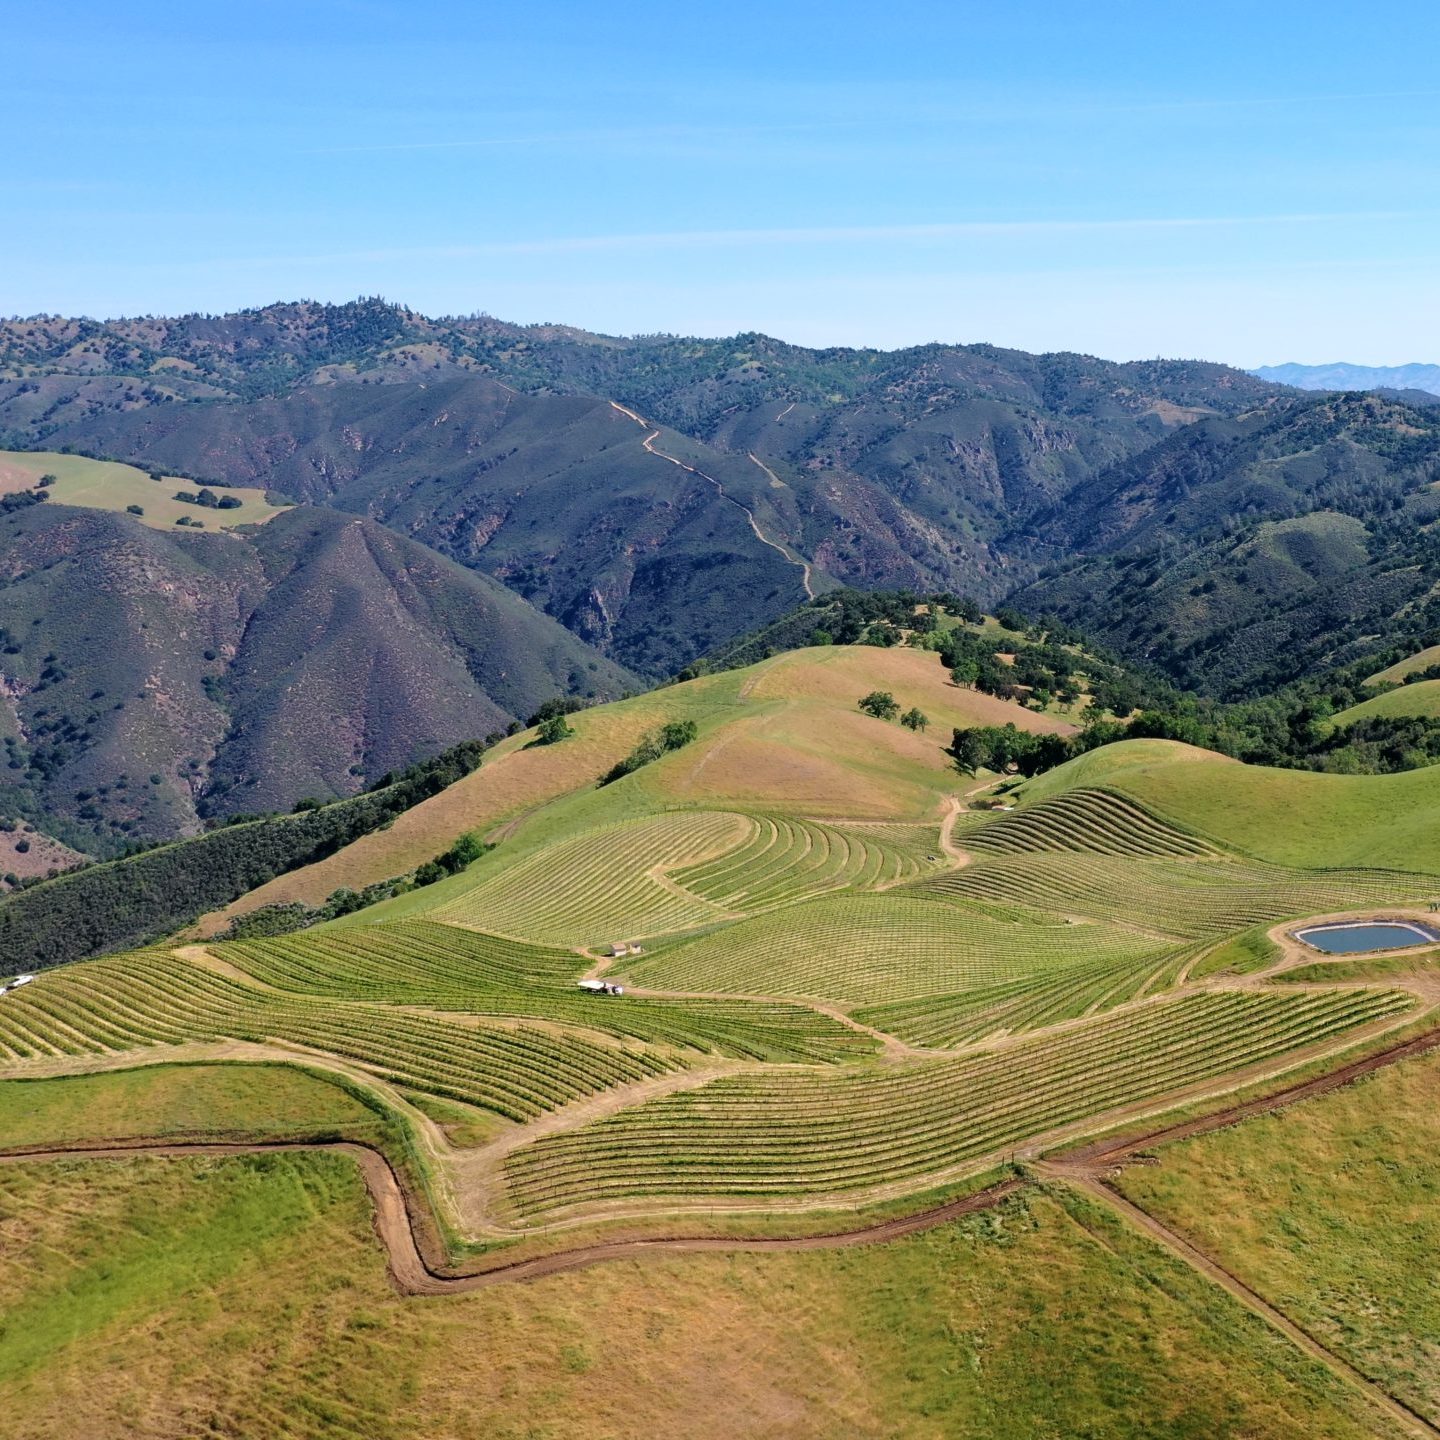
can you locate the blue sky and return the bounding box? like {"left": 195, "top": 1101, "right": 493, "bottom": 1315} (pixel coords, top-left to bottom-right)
{"left": 5, "top": 0, "right": 1437, "bottom": 363}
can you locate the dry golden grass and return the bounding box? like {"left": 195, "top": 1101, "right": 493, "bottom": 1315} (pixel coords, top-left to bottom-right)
{"left": 745, "top": 645, "right": 1077, "bottom": 736}
{"left": 658, "top": 702, "right": 956, "bottom": 818}
{"left": 0, "top": 1158, "right": 1389, "bottom": 1440}
{"left": 202, "top": 647, "right": 1068, "bottom": 929}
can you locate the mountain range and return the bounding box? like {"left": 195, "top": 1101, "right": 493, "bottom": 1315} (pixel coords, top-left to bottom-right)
{"left": 3, "top": 298, "right": 1438, "bottom": 853}
{"left": 1251, "top": 362, "right": 1440, "bottom": 397}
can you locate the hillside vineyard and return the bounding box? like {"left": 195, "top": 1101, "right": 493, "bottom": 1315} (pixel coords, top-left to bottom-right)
{"left": 5, "top": 315, "right": 1440, "bottom": 1440}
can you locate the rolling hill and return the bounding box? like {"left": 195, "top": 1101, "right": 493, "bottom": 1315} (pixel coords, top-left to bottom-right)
{"left": 6, "top": 299, "right": 1440, "bottom": 857}
{"left": 5, "top": 637, "right": 1440, "bottom": 1439}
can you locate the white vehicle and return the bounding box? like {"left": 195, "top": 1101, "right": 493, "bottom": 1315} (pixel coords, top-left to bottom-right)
{"left": 576, "top": 978, "right": 625, "bottom": 997}
{"left": 3, "top": 974, "right": 35, "bottom": 993}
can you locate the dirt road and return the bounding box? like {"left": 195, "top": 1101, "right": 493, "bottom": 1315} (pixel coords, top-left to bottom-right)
{"left": 608, "top": 401, "right": 816, "bottom": 600}
{"left": 0, "top": 1137, "right": 1017, "bottom": 1296}
{"left": 8, "top": 1023, "right": 1440, "bottom": 1294}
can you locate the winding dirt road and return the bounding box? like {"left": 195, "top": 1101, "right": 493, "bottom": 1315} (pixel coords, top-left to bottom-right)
{"left": 609, "top": 401, "right": 816, "bottom": 600}
{"left": 8, "top": 1023, "right": 1440, "bottom": 1295}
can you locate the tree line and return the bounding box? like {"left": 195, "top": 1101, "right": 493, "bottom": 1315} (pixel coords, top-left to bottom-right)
{"left": 0, "top": 740, "right": 486, "bottom": 970}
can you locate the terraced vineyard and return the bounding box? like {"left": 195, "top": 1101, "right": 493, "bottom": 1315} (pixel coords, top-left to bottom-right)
{"left": 0, "top": 939, "right": 865, "bottom": 1118}
{"left": 5, "top": 663, "right": 1440, "bottom": 1279}
{"left": 924, "top": 855, "right": 1436, "bottom": 940}
{"left": 502, "top": 987, "right": 1414, "bottom": 1219}
{"left": 964, "top": 788, "right": 1219, "bottom": 858}
{"left": 853, "top": 944, "right": 1206, "bottom": 1047}
{"left": 434, "top": 807, "right": 934, "bottom": 946}
{"left": 622, "top": 894, "right": 1170, "bottom": 1005}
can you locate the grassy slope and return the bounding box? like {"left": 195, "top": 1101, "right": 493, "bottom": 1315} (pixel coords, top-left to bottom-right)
{"left": 1118, "top": 1046, "right": 1440, "bottom": 1425}
{"left": 1020, "top": 737, "right": 1440, "bottom": 872}
{"left": 0, "top": 1158, "right": 1384, "bottom": 1440}
{"left": 1366, "top": 644, "right": 1440, "bottom": 686}
{"left": 203, "top": 645, "right": 1064, "bottom": 929}
{"left": 0, "top": 1063, "right": 378, "bottom": 1146}
{"left": 1329, "top": 677, "right": 1440, "bottom": 728}
{"left": 0, "top": 450, "right": 286, "bottom": 530}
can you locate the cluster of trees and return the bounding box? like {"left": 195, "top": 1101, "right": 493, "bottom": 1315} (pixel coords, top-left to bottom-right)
{"left": 857, "top": 691, "right": 929, "bottom": 732}
{"left": 950, "top": 723, "right": 1077, "bottom": 777}
{"left": 0, "top": 488, "right": 47, "bottom": 515}
{"left": 704, "top": 589, "right": 984, "bottom": 673}
{"left": 953, "top": 685, "right": 1440, "bottom": 782}
{"left": 221, "top": 829, "right": 493, "bottom": 939}
{"left": 0, "top": 739, "right": 487, "bottom": 969}
{"left": 174, "top": 487, "right": 242, "bottom": 510}
{"left": 600, "top": 720, "right": 699, "bottom": 785}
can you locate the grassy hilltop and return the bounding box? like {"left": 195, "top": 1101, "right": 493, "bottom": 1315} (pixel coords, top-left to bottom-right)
{"left": 4, "top": 639, "right": 1440, "bottom": 1436}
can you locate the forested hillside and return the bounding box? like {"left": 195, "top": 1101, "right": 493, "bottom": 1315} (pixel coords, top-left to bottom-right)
{"left": 0, "top": 495, "right": 633, "bottom": 852}
{"left": 1016, "top": 393, "right": 1440, "bottom": 694}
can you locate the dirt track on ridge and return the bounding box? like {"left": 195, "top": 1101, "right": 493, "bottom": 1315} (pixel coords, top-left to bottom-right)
{"left": 8, "top": 1023, "right": 1440, "bottom": 1296}
{"left": 0, "top": 1139, "right": 1020, "bottom": 1295}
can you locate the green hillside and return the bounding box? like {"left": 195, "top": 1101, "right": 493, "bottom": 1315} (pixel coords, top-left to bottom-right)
{"left": 1328, "top": 678, "right": 1440, "bottom": 729}
{"left": 4, "top": 637, "right": 1439, "bottom": 1438}
{"left": 0, "top": 449, "right": 287, "bottom": 530}
{"left": 1019, "top": 737, "right": 1440, "bottom": 872}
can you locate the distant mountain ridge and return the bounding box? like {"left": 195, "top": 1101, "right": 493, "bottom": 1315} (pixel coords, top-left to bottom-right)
{"left": 4, "top": 298, "right": 1440, "bottom": 853}
{"left": 0, "top": 298, "right": 1284, "bottom": 676}
{"left": 1252, "top": 362, "right": 1440, "bottom": 396}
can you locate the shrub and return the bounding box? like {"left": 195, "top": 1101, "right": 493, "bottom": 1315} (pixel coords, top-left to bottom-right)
{"left": 599, "top": 719, "right": 699, "bottom": 785}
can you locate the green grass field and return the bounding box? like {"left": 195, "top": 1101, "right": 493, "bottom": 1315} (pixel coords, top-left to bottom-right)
{"left": 0, "top": 1063, "right": 379, "bottom": 1147}
{"left": 1328, "top": 678, "right": 1440, "bottom": 729}
{"left": 1366, "top": 643, "right": 1440, "bottom": 686}
{"left": 1117, "top": 1046, "right": 1440, "bottom": 1425}
{"left": 0, "top": 449, "right": 288, "bottom": 531}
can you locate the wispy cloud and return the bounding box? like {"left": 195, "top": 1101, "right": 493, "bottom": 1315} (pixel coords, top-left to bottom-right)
{"left": 205, "top": 211, "right": 1423, "bottom": 267}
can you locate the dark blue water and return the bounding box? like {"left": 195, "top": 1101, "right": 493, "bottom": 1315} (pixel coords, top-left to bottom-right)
{"left": 1295, "top": 922, "right": 1439, "bottom": 954}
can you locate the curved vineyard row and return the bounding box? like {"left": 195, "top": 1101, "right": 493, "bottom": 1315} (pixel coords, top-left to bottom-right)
{"left": 672, "top": 814, "right": 931, "bottom": 911}
{"left": 434, "top": 810, "right": 749, "bottom": 944}
{"left": 219, "top": 920, "right": 868, "bottom": 1063}
{"left": 501, "top": 988, "right": 1413, "bottom": 1218}
{"left": 430, "top": 807, "right": 933, "bottom": 947}
{"left": 852, "top": 944, "right": 1204, "bottom": 1047}
{"left": 964, "top": 788, "right": 1219, "bottom": 859}
{"left": 0, "top": 948, "right": 685, "bottom": 1120}
{"left": 922, "top": 855, "right": 1436, "bottom": 940}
